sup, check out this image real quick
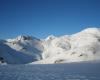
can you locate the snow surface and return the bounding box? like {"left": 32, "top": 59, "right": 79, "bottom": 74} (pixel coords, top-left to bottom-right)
{"left": 0, "top": 28, "right": 100, "bottom": 64}
{"left": 0, "top": 63, "right": 100, "bottom": 80}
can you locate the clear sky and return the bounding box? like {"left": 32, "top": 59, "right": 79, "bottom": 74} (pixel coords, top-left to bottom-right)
{"left": 0, "top": 0, "right": 100, "bottom": 39}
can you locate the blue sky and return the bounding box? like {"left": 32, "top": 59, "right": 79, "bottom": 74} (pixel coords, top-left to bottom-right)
{"left": 0, "top": 0, "right": 100, "bottom": 39}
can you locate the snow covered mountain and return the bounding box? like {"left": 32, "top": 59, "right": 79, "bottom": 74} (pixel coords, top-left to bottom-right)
{"left": 0, "top": 35, "right": 44, "bottom": 64}
{"left": 0, "top": 28, "right": 100, "bottom": 64}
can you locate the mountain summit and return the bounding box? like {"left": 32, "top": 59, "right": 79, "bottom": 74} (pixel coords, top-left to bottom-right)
{"left": 0, "top": 28, "right": 100, "bottom": 64}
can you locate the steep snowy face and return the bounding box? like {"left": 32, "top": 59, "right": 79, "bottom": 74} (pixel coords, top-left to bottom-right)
{"left": 42, "top": 35, "right": 71, "bottom": 59}
{"left": 70, "top": 28, "right": 100, "bottom": 61}
{"left": 0, "top": 35, "right": 44, "bottom": 64}
{"left": 6, "top": 35, "right": 43, "bottom": 53}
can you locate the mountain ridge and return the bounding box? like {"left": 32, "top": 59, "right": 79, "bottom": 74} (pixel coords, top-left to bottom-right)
{"left": 0, "top": 27, "right": 100, "bottom": 64}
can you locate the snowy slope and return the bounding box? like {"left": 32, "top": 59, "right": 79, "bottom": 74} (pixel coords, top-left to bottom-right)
{"left": 0, "top": 35, "right": 44, "bottom": 64}
{"left": 33, "top": 28, "right": 100, "bottom": 64}
{"left": 0, "top": 28, "right": 100, "bottom": 64}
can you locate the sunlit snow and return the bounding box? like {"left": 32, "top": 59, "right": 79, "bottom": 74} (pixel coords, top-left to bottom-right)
{"left": 0, "top": 28, "right": 100, "bottom": 64}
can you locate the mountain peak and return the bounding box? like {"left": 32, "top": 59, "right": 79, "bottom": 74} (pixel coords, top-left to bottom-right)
{"left": 81, "top": 27, "right": 100, "bottom": 34}
{"left": 46, "top": 35, "right": 56, "bottom": 40}
{"left": 16, "top": 35, "right": 33, "bottom": 40}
